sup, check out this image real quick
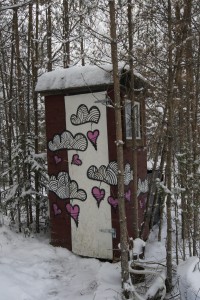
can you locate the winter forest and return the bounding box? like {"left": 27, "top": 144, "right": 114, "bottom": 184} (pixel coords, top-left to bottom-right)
{"left": 1, "top": 0, "right": 200, "bottom": 299}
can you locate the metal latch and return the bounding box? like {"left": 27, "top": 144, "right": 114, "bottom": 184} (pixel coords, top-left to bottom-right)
{"left": 100, "top": 228, "right": 116, "bottom": 238}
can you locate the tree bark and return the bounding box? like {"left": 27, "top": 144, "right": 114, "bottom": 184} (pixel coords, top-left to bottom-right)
{"left": 165, "top": 0, "right": 173, "bottom": 291}
{"left": 32, "top": 0, "right": 40, "bottom": 233}
{"left": 127, "top": 0, "right": 139, "bottom": 239}
{"left": 47, "top": 1, "right": 52, "bottom": 71}
{"left": 13, "top": 5, "right": 29, "bottom": 228}
{"left": 63, "top": 0, "right": 70, "bottom": 68}
{"left": 109, "top": 0, "right": 130, "bottom": 297}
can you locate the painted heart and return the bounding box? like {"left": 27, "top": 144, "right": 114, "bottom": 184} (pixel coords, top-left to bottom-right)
{"left": 66, "top": 203, "right": 80, "bottom": 227}
{"left": 54, "top": 155, "right": 62, "bottom": 164}
{"left": 71, "top": 154, "right": 82, "bottom": 166}
{"left": 87, "top": 129, "right": 99, "bottom": 150}
{"left": 92, "top": 187, "right": 105, "bottom": 207}
{"left": 107, "top": 196, "right": 118, "bottom": 209}
{"left": 53, "top": 203, "right": 62, "bottom": 216}
{"left": 139, "top": 200, "right": 144, "bottom": 208}
{"left": 125, "top": 189, "right": 131, "bottom": 202}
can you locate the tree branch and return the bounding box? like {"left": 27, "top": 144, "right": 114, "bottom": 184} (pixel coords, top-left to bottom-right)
{"left": 0, "top": 1, "right": 32, "bottom": 12}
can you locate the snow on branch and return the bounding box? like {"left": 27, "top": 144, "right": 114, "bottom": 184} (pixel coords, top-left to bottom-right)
{"left": 129, "top": 263, "right": 166, "bottom": 300}
{"left": 0, "top": 0, "right": 32, "bottom": 12}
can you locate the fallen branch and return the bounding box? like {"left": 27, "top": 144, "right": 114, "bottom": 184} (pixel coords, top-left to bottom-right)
{"left": 129, "top": 265, "right": 166, "bottom": 300}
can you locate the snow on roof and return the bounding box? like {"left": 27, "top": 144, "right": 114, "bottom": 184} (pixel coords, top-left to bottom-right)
{"left": 35, "top": 64, "right": 147, "bottom": 93}
{"left": 35, "top": 65, "right": 114, "bottom": 93}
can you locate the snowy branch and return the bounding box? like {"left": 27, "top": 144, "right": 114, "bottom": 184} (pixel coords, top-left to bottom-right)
{"left": 0, "top": 1, "right": 32, "bottom": 11}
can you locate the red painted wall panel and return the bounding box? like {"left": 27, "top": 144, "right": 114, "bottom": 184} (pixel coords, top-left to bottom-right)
{"left": 45, "top": 95, "right": 72, "bottom": 250}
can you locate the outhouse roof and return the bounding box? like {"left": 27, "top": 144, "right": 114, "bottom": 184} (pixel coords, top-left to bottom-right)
{"left": 35, "top": 64, "right": 147, "bottom": 95}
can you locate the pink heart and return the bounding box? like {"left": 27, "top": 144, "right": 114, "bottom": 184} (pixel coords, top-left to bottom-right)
{"left": 92, "top": 187, "right": 105, "bottom": 207}
{"left": 87, "top": 130, "right": 99, "bottom": 150}
{"left": 53, "top": 203, "right": 62, "bottom": 216}
{"left": 107, "top": 196, "right": 118, "bottom": 209}
{"left": 71, "top": 154, "right": 82, "bottom": 166}
{"left": 54, "top": 155, "right": 62, "bottom": 164}
{"left": 139, "top": 199, "right": 146, "bottom": 209}
{"left": 66, "top": 203, "right": 80, "bottom": 226}
{"left": 125, "top": 189, "right": 131, "bottom": 202}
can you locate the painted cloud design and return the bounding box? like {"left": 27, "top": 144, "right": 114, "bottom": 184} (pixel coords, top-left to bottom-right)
{"left": 137, "top": 178, "right": 148, "bottom": 196}
{"left": 49, "top": 172, "right": 87, "bottom": 201}
{"left": 70, "top": 104, "right": 100, "bottom": 125}
{"left": 48, "top": 130, "right": 88, "bottom": 152}
{"left": 124, "top": 163, "right": 133, "bottom": 185}
{"left": 87, "top": 162, "right": 133, "bottom": 186}
{"left": 87, "top": 161, "right": 118, "bottom": 186}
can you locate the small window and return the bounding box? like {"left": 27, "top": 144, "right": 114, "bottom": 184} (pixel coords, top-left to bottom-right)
{"left": 125, "top": 100, "right": 141, "bottom": 139}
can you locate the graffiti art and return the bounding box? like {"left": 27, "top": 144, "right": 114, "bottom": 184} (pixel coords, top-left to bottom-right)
{"left": 54, "top": 155, "right": 62, "bottom": 164}
{"left": 137, "top": 178, "right": 148, "bottom": 196}
{"left": 71, "top": 154, "right": 82, "bottom": 166}
{"left": 107, "top": 196, "right": 118, "bottom": 209}
{"left": 91, "top": 186, "right": 105, "bottom": 208}
{"left": 139, "top": 198, "right": 146, "bottom": 209}
{"left": 52, "top": 203, "right": 62, "bottom": 216}
{"left": 49, "top": 171, "right": 87, "bottom": 201}
{"left": 87, "top": 129, "right": 99, "bottom": 150}
{"left": 70, "top": 104, "right": 100, "bottom": 125}
{"left": 124, "top": 163, "right": 133, "bottom": 185}
{"left": 66, "top": 203, "right": 80, "bottom": 227}
{"left": 125, "top": 189, "right": 131, "bottom": 202}
{"left": 87, "top": 161, "right": 118, "bottom": 186}
{"left": 48, "top": 130, "right": 88, "bottom": 152}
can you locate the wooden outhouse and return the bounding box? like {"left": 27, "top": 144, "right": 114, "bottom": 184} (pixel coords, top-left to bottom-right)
{"left": 36, "top": 64, "right": 148, "bottom": 260}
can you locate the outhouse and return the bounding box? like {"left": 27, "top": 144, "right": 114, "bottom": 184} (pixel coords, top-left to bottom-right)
{"left": 36, "top": 64, "right": 148, "bottom": 260}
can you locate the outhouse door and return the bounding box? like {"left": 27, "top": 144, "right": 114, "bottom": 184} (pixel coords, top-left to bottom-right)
{"left": 65, "top": 92, "right": 113, "bottom": 259}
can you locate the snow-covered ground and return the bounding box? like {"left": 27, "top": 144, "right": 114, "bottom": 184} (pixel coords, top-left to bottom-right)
{"left": 1, "top": 217, "right": 200, "bottom": 300}
{"left": 178, "top": 257, "right": 200, "bottom": 300}
{"left": 0, "top": 222, "right": 121, "bottom": 300}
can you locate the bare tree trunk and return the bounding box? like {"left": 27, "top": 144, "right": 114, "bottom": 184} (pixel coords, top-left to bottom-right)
{"left": 143, "top": 106, "right": 167, "bottom": 235}
{"left": 47, "top": 1, "right": 52, "bottom": 71}
{"left": 27, "top": 2, "right": 33, "bottom": 225}
{"left": 79, "top": 0, "right": 85, "bottom": 66}
{"left": 32, "top": 0, "right": 40, "bottom": 233}
{"left": 109, "top": 0, "right": 130, "bottom": 297}
{"left": 8, "top": 32, "right": 14, "bottom": 188}
{"left": 127, "top": 0, "right": 138, "bottom": 239}
{"left": 183, "top": 2, "right": 193, "bottom": 256}
{"left": 0, "top": 30, "right": 14, "bottom": 218}
{"left": 13, "top": 6, "right": 29, "bottom": 228}
{"left": 193, "top": 33, "right": 200, "bottom": 256}
{"left": 184, "top": 0, "right": 198, "bottom": 256}
{"left": 165, "top": 0, "right": 173, "bottom": 291}
{"left": 174, "top": 1, "right": 186, "bottom": 260}
{"left": 173, "top": 157, "right": 179, "bottom": 265}
{"left": 158, "top": 140, "right": 167, "bottom": 242}
{"left": 63, "top": 0, "right": 70, "bottom": 68}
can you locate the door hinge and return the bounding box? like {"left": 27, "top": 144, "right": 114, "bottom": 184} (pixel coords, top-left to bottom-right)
{"left": 100, "top": 228, "right": 116, "bottom": 238}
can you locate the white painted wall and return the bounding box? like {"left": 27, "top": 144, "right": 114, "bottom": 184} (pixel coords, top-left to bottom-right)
{"left": 65, "top": 92, "right": 113, "bottom": 259}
